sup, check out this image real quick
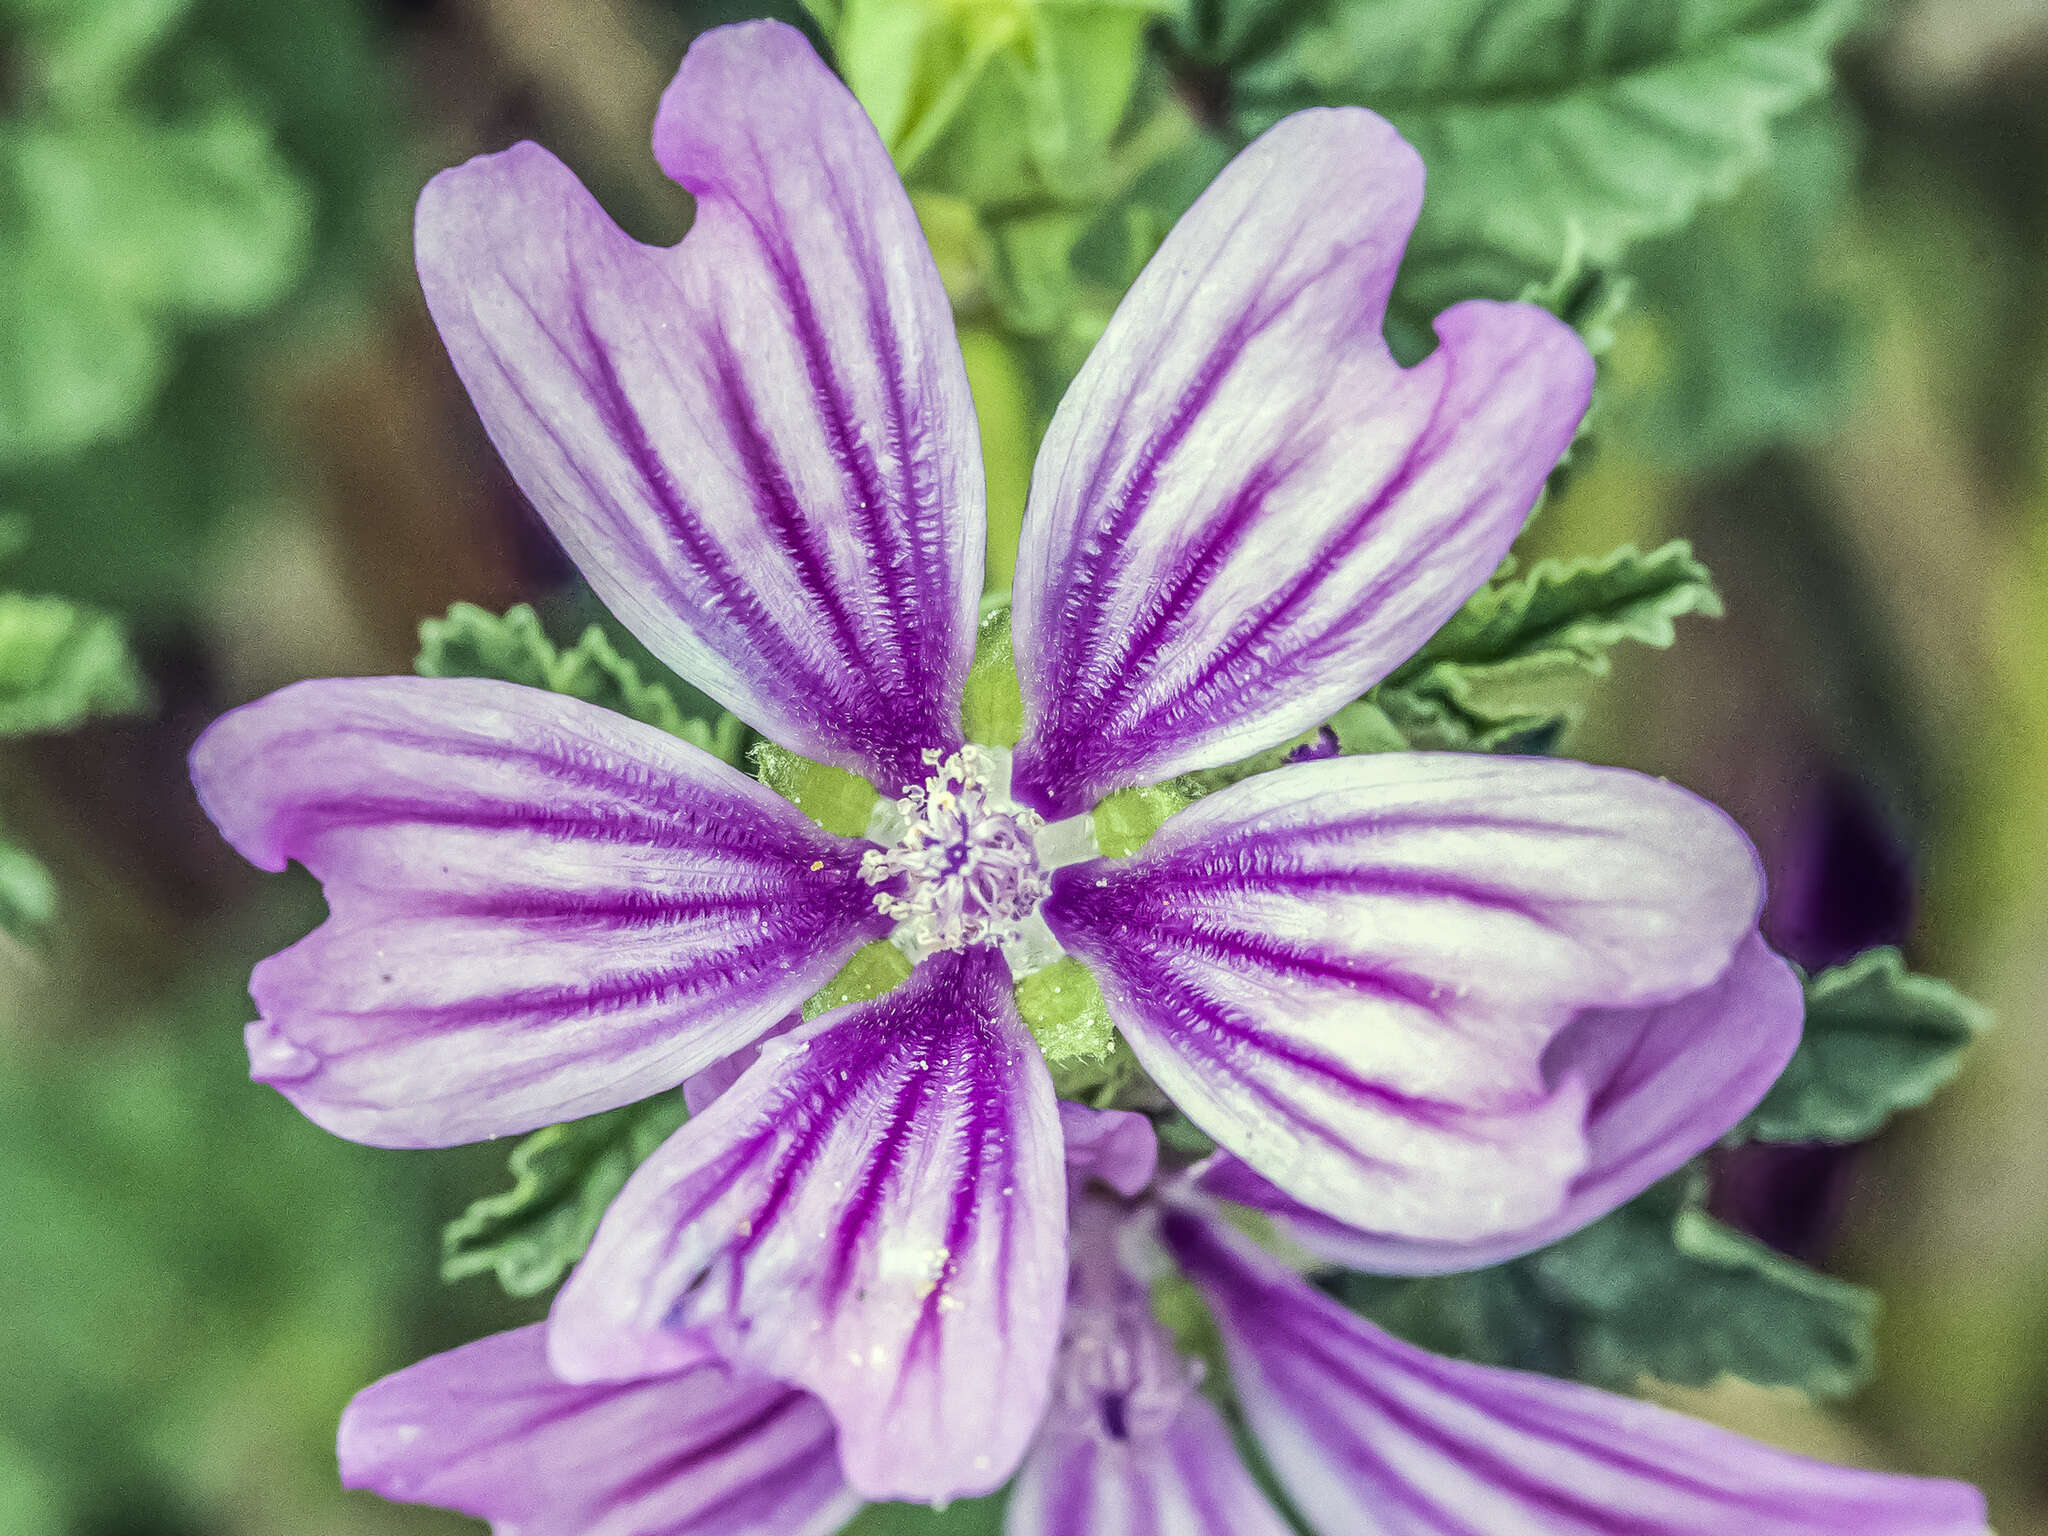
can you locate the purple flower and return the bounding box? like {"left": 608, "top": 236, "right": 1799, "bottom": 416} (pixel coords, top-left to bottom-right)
{"left": 339, "top": 1112, "right": 1986, "bottom": 1535}
{"left": 192, "top": 17, "right": 1804, "bottom": 1500}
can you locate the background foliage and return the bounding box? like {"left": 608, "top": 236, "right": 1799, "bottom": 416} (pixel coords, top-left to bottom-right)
{"left": 2, "top": 0, "right": 2045, "bottom": 1531}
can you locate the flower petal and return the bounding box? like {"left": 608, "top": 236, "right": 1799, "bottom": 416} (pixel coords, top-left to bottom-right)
{"left": 1059, "top": 1103, "right": 1159, "bottom": 1199}
{"left": 1165, "top": 1213, "right": 1989, "bottom": 1536}
{"left": 415, "top": 20, "right": 980, "bottom": 793}
{"left": 1199, "top": 933, "right": 1803, "bottom": 1273}
{"left": 1009, "top": 108, "right": 1592, "bottom": 816}
{"left": 1043, "top": 753, "right": 1766, "bottom": 1238}
{"left": 549, "top": 947, "right": 1066, "bottom": 1503}
{"left": 191, "top": 676, "right": 886, "bottom": 1147}
{"left": 1006, "top": 1389, "right": 1292, "bottom": 1536}
{"left": 338, "top": 1325, "right": 857, "bottom": 1536}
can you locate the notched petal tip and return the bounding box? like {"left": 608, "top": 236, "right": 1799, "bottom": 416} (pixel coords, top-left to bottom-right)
{"left": 245, "top": 1017, "right": 318, "bottom": 1084}
{"left": 1008, "top": 114, "right": 1596, "bottom": 815}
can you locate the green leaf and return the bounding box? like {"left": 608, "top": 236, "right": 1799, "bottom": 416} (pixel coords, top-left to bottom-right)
{"left": 1624, "top": 102, "right": 1862, "bottom": 466}
{"left": 1169, "top": 0, "right": 1862, "bottom": 316}
{"left": 442, "top": 1092, "right": 689, "bottom": 1297}
{"left": 840, "top": 1492, "right": 1009, "bottom": 1536}
{"left": 1744, "top": 948, "right": 1989, "bottom": 1144}
{"left": 1343, "top": 1174, "right": 1876, "bottom": 1397}
{"left": 1375, "top": 540, "right": 1721, "bottom": 747}
{"left": 0, "top": 593, "right": 148, "bottom": 736}
{"left": 0, "top": 103, "right": 310, "bottom": 463}
{"left": 415, "top": 602, "right": 747, "bottom": 762}
{"left": 0, "top": 836, "right": 58, "bottom": 942}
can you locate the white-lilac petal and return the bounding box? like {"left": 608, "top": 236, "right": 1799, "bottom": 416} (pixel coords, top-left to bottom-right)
{"left": 1043, "top": 752, "right": 1767, "bottom": 1238}
{"left": 1200, "top": 933, "right": 1803, "bottom": 1274}
{"left": 191, "top": 676, "right": 886, "bottom": 1148}
{"left": 550, "top": 947, "right": 1066, "bottom": 1504}
{"left": 1059, "top": 1102, "right": 1160, "bottom": 1200}
{"left": 338, "top": 1324, "right": 858, "bottom": 1536}
{"left": 415, "top": 20, "right": 981, "bottom": 793}
{"left": 1008, "top": 108, "right": 1592, "bottom": 817}
{"left": 1007, "top": 1192, "right": 1293, "bottom": 1536}
{"left": 1165, "top": 1212, "right": 1989, "bottom": 1536}
{"left": 1006, "top": 1384, "right": 1291, "bottom": 1536}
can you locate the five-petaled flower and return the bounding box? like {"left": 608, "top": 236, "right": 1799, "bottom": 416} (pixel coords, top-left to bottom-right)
{"left": 339, "top": 1110, "right": 1988, "bottom": 1535}
{"left": 196, "top": 18, "right": 1810, "bottom": 1504}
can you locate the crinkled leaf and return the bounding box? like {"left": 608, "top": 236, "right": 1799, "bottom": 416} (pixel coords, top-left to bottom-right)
{"left": 1626, "top": 102, "right": 1862, "bottom": 466}
{"left": 441, "top": 1093, "right": 689, "bottom": 1298}
{"left": 1374, "top": 541, "right": 1721, "bottom": 748}
{"left": 0, "top": 593, "right": 148, "bottom": 736}
{"left": 1341, "top": 1173, "right": 1876, "bottom": 1397}
{"left": 1743, "top": 948, "right": 1989, "bottom": 1144}
{"left": 415, "top": 602, "right": 746, "bottom": 762}
{"left": 1167, "top": 0, "right": 1862, "bottom": 317}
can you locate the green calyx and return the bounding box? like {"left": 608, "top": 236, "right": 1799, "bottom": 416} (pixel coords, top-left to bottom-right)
{"left": 752, "top": 740, "right": 880, "bottom": 839}
{"left": 801, "top": 940, "right": 913, "bottom": 1021}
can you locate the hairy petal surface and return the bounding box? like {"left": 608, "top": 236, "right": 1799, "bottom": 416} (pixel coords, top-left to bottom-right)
{"left": 191, "top": 676, "right": 885, "bottom": 1147}
{"left": 1044, "top": 753, "right": 1766, "bottom": 1238}
{"left": 1201, "top": 933, "right": 1802, "bottom": 1273}
{"left": 550, "top": 948, "right": 1065, "bottom": 1503}
{"left": 339, "top": 1325, "right": 857, "bottom": 1536}
{"left": 1009, "top": 108, "right": 1592, "bottom": 817}
{"left": 416, "top": 20, "right": 981, "bottom": 792}
{"left": 1166, "top": 1213, "right": 1989, "bottom": 1536}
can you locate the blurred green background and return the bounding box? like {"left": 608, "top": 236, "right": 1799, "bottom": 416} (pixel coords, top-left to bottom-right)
{"left": 1, "top": 0, "right": 2045, "bottom": 1531}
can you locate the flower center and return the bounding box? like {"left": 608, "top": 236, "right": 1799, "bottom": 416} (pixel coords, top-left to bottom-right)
{"left": 861, "top": 746, "right": 1060, "bottom": 963}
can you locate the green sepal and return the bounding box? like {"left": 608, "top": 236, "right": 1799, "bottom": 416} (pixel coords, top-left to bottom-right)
{"left": 1741, "top": 948, "right": 1989, "bottom": 1145}
{"left": 0, "top": 591, "right": 149, "bottom": 737}
{"left": 415, "top": 602, "right": 747, "bottom": 761}
{"left": 751, "top": 741, "right": 880, "bottom": 838}
{"left": 1012, "top": 955, "right": 1140, "bottom": 1103}
{"left": 1340, "top": 1172, "right": 1876, "bottom": 1398}
{"left": 802, "top": 940, "right": 913, "bottom": 1021}
{"left": 1374, "top": 541, "right": 1721, "bottom": 748}
{"left": 1091, "top": 781, "right": 1191, "bottom": 858}
{"left": 441, "top": 1092, "right": 688, "bottom": 1298}
{"left": 962, "top": 601, "right": 1024, "bottom": 747}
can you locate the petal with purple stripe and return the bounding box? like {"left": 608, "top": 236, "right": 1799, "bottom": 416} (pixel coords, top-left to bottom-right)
{"left": 1006, "top": 1386, "right": 1291, "bottom": 1536}
{"left": 1165, "top": 1212, "right": 1989, "bottom": 1536}
{"left": 1200, "top": 933, "right": 1803, "bottom": 1274}
{"left": 1043, "top": 753, "right": 1767, "bottom": 1238}
{"left": 1007, "top": 1193, "right": 1293, "bottom": 1536}
{"left": 191, "top": 676, "right": 887, "bottom": 1147}
{"left": 415, "top": 20, "right": 980, "bottom": 793}
{"left": 549, "top": 947, "right": 1066, "bottom": 1503}
{"left": 339, "top": 1325, "right": 858, "bottom": 1536}
{"left": 1009, "top": 108, "right": 1592, "bottom": 817}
